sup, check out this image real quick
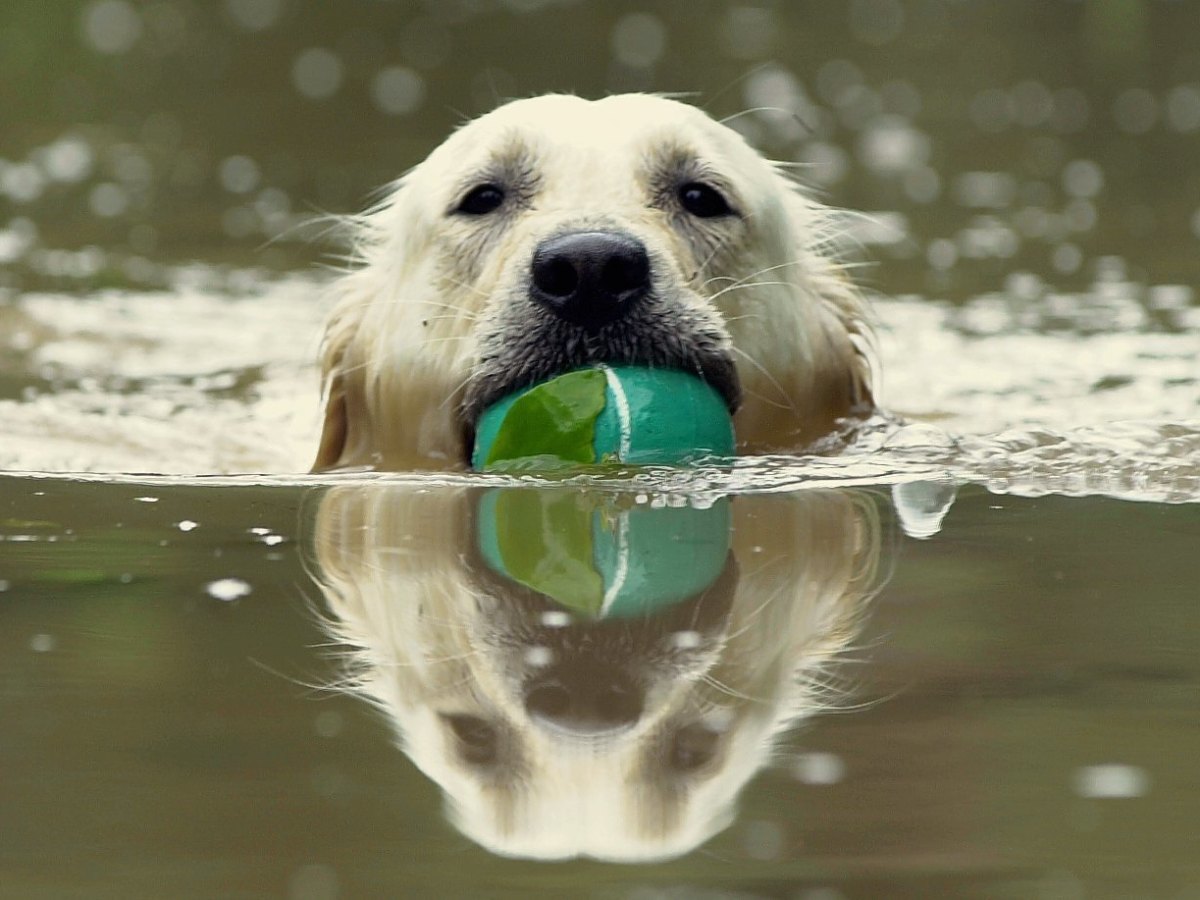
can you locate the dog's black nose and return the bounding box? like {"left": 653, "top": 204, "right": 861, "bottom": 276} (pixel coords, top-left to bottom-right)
{"left": 524, "top": 665, "right": 643, "bottom": 735}
{"left": 530, "top": 231, "right": 651, "bottom": 330}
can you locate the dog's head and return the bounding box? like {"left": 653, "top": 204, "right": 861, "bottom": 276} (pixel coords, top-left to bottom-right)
{"left": 309, "top": 485, "right": 882, "bottom": 861}
{"left": 314, "top": 94, "right": 873, "bottom": 471}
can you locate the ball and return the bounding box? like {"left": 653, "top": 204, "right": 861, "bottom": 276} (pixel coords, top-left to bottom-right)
{"left": 471, "top": 365, "right": 735, "bottom": 471}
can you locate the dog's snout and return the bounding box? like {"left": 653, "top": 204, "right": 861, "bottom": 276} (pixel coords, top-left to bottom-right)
{"left": 524, "top": 665, "right": 643, "bottom": 735}
{"left": 530, "top": 231, "right": 650, "bottom": 331}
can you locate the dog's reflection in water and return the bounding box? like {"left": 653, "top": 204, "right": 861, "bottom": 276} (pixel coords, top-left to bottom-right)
{"left": 311, "top": 485, "right": 882, "bottom": 861}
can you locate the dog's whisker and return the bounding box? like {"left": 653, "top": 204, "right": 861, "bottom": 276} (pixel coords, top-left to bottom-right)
{"left": 707, "top": 279, "right": 794, "bottom": 305}
{"left": 413, "top": 297, "right": 484, "bottom": 315}
{"left": 438, "top": 275, "right": 492, "bottom": 301}
{"left": 722, "top": 258, "right": 807, "bottom": 287}
{"left": 438, "top": 369, "right": 477, "bottom": 413}
{"left": 700, "top": 672, "right": 769, "bottom": 705}
{"left": 690, "top": 229, "right": 739, "bottom": 278}
{"left": 698, "top": 62, "right": 776, "bottom": 112}
{"left": 730, "top": 345, "right": 799, "bottom": 412}
{"left": 697, "top": 274, "right": 740, "bottom": 291}
{"left": 335, "top": 295, "right": 482, "bottom": 319}
{"left": 719, "top": 577, "right": 789, "bottom": 645}
{"left": 717, "top": 105, "right": 790, "bottom": 126}
{"left": 699, "top": 260, "right": 808, "bottom": 301}
{"left": 720, "top": 314, "right": 765, "bottom": 325}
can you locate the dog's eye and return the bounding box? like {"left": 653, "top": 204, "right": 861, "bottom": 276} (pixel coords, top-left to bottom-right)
{"left": 456, "top": 184, "right": 506, "bottom": 215}
{"left": 678, "top": 182, "right": 735, "bottom": 218}
{"left": 442, "top": 714, "right": 498, "bottom": 765}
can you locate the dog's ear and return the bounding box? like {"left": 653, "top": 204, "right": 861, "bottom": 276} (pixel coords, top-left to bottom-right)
{"left": 311, "top": 297, "right": 364, "bottom": 473}
{"left": 313, "top": 372, "right": 348, "bottom": 472}
{"left": 780, "top": 183, "right": 876, "bottom": 411}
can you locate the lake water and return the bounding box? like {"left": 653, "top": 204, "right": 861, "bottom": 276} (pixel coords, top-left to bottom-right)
{"left": 2, "top": 1, "right": 1198, "bottom": 898}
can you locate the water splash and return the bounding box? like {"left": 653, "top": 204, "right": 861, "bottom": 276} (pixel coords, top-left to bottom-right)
{"left": 0, "top": 268, "right": 1195, "bottom": 504}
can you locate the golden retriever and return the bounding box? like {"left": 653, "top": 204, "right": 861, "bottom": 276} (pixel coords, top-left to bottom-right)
{"left": 313, "top": 94, "right": 874, "bottom": 471}
{"left": 310, "top": 485, "right": 882, "bottom": 861}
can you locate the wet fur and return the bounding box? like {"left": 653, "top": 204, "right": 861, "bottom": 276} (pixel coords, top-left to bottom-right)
{"left": 313, "top": 94, "right": 874, "bottom": 471}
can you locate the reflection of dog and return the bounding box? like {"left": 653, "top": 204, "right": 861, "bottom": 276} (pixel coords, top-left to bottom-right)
{"left": 311, "top": 486, "right": 882, "bottom": 861}
{"left": 313, "top": 94, "right": 874, "bottom": 471}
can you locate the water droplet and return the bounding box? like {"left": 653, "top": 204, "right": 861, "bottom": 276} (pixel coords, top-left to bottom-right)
{"left": 81, "top": 0, "right": 142, "bottom": 55}
{"left": 370, "top": 66, "right": 425, "bottom": 116}
{"left": 224, "top": 0, "right": 283, "bottom": 32}
{"left": 1, "top": 163, "right": 46, "bottom": 204}
{"left": 30, "top": 633, "right": 57, "bottom": 653}
{"left": 292, "top": 48, "right": 343, "bottom": 100}
{"left": 858, "top": 117, "right": 930, "bottom": 174}
{"left": 1062, "top": 159, "right": 1104, "bottom": 198}
{"left": 206, "top": 578, "right": 251, "bottom": 602}
{"left": 42, "top": 136, "right": 94, "bottom": 182}
{"left": 219, "top": 155, "right": 261, "bottom": 194}
{"left": 1073, "top": 764, "right": 1150, "bottom": 799}
{"left": 88, "top": 182, "right": 129, "bottom": 218}
{"left": 927, "top": 237, "right": 957, "bottom": 270}
{"left": 792, "top": 751, "right": 846, "bottom": 785}
{"left": 611, "top": 13, "right": 666, "bottom": 68}
{"left": 540, "top": 610, "right": 571, "bottom": 628}
{"left": 1165, "top": 84, "right": 1200, "bottom": 133}
{"left": 671, "top": 630, "right": 702, "bottom": 650}
{"left": 523, "top": 646, "right": 554, "bottom": 668}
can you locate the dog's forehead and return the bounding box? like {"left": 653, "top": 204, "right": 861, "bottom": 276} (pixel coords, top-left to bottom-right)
{"left": 435, "top": 94, "right": 751, "bottom": 172}
{"left": 490, "top": 94, "right": 711, "bottom": 138}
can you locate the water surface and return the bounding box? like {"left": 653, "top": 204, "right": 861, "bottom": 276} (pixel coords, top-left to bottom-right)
{"left": 3, "top": 475, "right": 1198, "bottom": 898}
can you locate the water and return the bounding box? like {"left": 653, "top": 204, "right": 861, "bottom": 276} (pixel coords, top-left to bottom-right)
{"left": 2, "top": 1, "right": 1199, "bottom": 897}
{"left": 3, "top": 477, "right": 1197, "bottom": 898}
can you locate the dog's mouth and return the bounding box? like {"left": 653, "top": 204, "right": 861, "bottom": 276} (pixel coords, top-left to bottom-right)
{"left": 463, "top": 350, "right": 741, "bottom": 428}
{"left": 459, "top": 317, "right": 742, "bottom": 453}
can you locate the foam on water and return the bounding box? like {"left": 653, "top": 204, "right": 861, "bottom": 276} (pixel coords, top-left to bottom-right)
{"left": 0, "top": 268, "right": 1195, "bottom": 502}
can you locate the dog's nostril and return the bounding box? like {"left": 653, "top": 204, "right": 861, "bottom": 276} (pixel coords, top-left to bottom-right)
{"left": 534, "top": 256, "right": 579, "bottom": 299}
{"left": 600, "top": 253, "right": 650, "bottom": 302}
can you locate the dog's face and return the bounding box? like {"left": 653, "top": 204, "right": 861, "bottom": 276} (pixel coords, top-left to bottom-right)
{"left": 314, "top": 95, "right": 871, "bottom": 471}
{"left": 311, "top": 486, "right": 881, "bottom": 860}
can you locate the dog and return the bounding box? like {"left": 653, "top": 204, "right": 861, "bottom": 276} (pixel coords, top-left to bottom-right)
{"left": 309, "top": 484, "right": 883, "bottom": 860}
{"left": 312, "top": 93, "right": 874, "bottom": 471}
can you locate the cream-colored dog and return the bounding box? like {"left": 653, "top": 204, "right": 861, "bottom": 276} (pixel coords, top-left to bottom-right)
{"left": 311, "top": 485, "right": 882, "bottom": 861}
{"left": 314, "top": 94, "right": 873, "bottom": 471}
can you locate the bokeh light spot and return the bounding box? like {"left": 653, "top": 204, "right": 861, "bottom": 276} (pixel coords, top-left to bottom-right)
{"left": 371, "top": 67, "right": 426, "bottom": 116}
{"left": 81, "top": 0, "right": 143, "bottom": 55}
{"left": 292, "top": 48, "right": 343, "bottom": 100}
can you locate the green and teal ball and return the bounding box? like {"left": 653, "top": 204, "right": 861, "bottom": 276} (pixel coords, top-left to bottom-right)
{"left": 471, "top": 366, "right": 735, "bottom": 471}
